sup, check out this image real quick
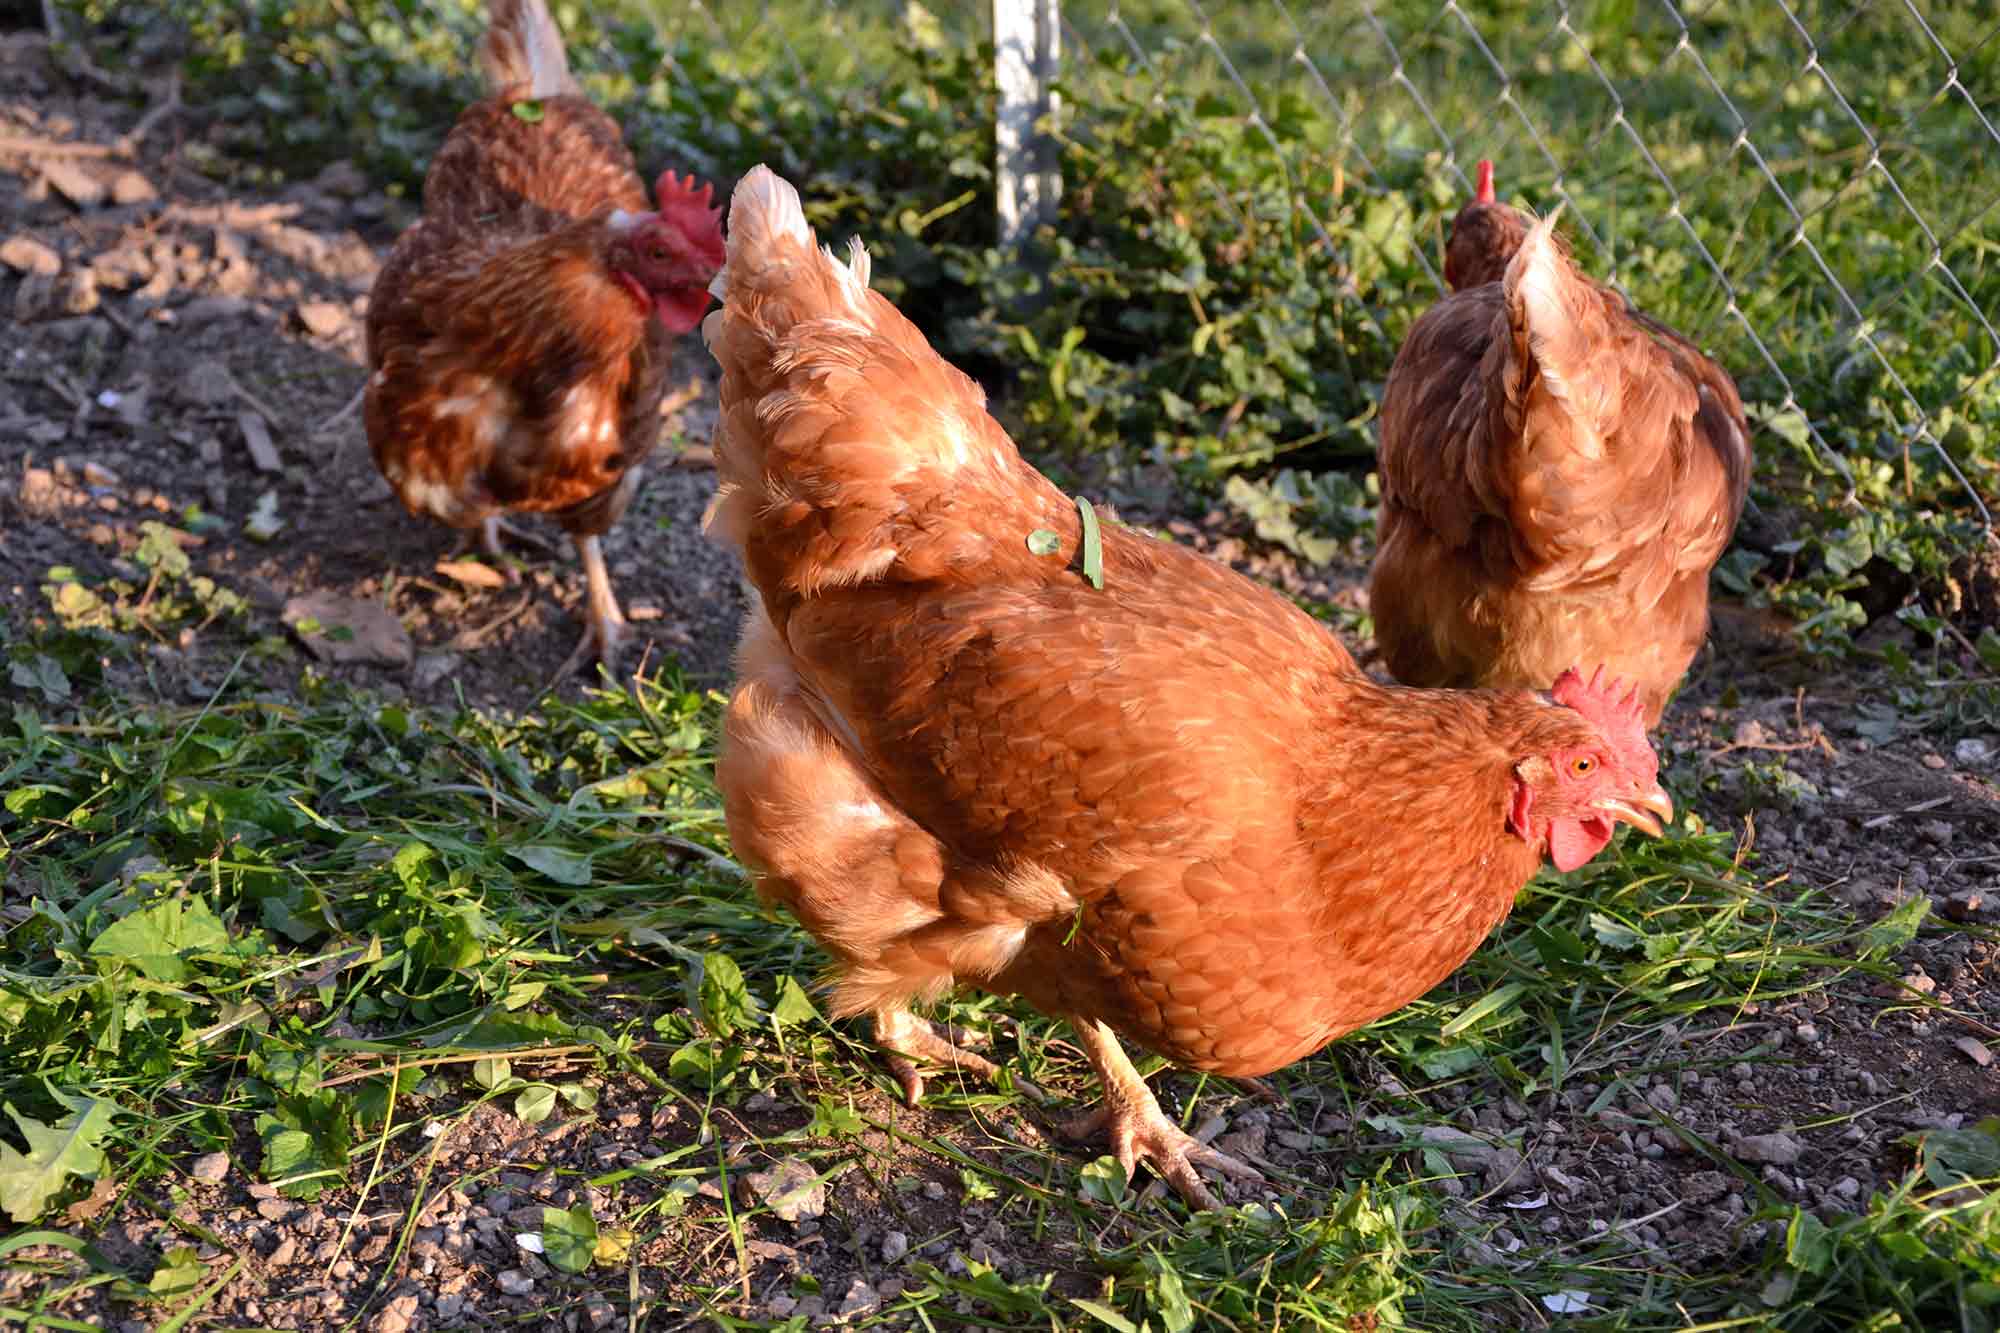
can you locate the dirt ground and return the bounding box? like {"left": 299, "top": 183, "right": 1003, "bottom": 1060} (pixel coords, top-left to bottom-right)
{"left": 2, "top": 25, "right": 1997, "bottom": 1333}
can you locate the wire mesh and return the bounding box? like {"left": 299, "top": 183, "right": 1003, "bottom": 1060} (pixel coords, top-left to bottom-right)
{"left": 614, "top": 1, "right": 1996, "bottom": 526}
{"left": 1063, "top": 0, "right": 2000, "bottom": 523}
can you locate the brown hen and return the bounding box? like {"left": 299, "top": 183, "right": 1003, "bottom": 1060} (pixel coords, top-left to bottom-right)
{"left": 703, "top": 167, "right": 1674, "bottom": 1208}
{"left": 364, "top": 0, "right": 724, "bottom": 678}
{"left": 1371, "top": 160, "right": 1753, "bottom": 726}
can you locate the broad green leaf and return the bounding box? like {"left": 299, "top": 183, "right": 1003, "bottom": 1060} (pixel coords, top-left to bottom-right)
{"left": 511, "top": 844, "right": 592, "bottom": 886}
{"left": 515, "top": 1084, "right": 557, "bottom": 1124}
{"left": 1903, "top": 1117, "right": 2000, "bottom": 1189}
{"left": 1858, "top": 895, "right": 1927, "bottom": 961}
{"left": 88, "top": 896, "right": 232, "bottom": 983}
{"left": 1148, "top": 1252, "right": 1196, "bottom": 1333}
{"left": 770, "top": 974, "right": 821, "bottom": 1029}
{"left": 1077, "top": 1155, "right": 1129, "bottom": 1206}
{"left": 541, "top": 1203, "right": 597, "bottom": 1273}
{"left": 471, "top": 1057, "right": 512, "bottom": 1090}
{"left": 148, "top": 1245, "right": 205, "bottom": 1300}
{"left": 688, "top": 951, "right": 757, "bottom": 1038}
{"left": 0, "top": 1091, "right": 115, "bottom": 1223}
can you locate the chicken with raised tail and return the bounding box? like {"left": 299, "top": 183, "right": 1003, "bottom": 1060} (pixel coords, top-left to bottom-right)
{"left": 703, "top": 166, "right": 1674, "bottom": 1209}
{"left": 1370, "top": 160, "right": 1753, "bottom": 726}
{"left": 364, "top": 0, "right": 725, "bottom": 679}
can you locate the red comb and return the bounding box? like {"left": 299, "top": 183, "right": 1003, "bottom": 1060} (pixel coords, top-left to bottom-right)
{"left": 654, "top": 169, "right": 718, "bottom": 215}
{"left": 1474, "top": 159, "right": 1496, "bottom": 205}
{"left": 1550, "top": 665, "right": 1646, "bottom": 737}
{"left": 652, "top": 169, "right": 725, "bottom": 268}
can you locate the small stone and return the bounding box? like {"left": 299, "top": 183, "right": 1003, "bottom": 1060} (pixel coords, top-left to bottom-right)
{"left": 1922, "top": 753, "right": 1947, "bottom": 770}
{"left": 881, "top": 1230, "right": 909, "bottom": 1264}
{"left": 1684, "top": 1170, "right": 1729, "bottom": 1204}
{"left": 1943, "top": 892, "right": 1984, "bottom": 923}
{"left": 1645, "top": 1083, "right": 1679, "bottom": 1113}
{"left": 296, "top": 300, "right": 349, "bottom": 338}
{"left": 1955, "top": 738, "right": 1994, "bottom": 768}
{"left": 765, "top": 1296, "right": 797, "bottom": 1319}
{"left": 0, "top": 235, "right": 60, "bottom": 276}
{"left": 283, "top": 591, "right": 415, "bottom": 668}
{"left": 1955, "top": 1036, "right": 1994, "bottom": 1068}
{"left": 922, "top": 1181, "right": 947, "bottom": 1201}
{"left": 1832, "top": 1176, "right": 1861, "bottom": 1200}
{"left": 240, "top": 411, "right": 283, "bottom": 472}
{"left": 411, "top": 652, "right": 464, "bottom": 691}
{"left": 736, "top": 1158, "right": 826, "bottom": 1223}
{"left": 109, "top": 169, "right": 157, "bottom": 206}
{"left": 583, "top": 1296, "right": 616, "bottom": 1329}
{"left": 369, "top": 1292, "right": 420, "bottom": 1333}
{"left": 267, "top": 1237, "right": 298, "bottom": 1267}
{"left": 437, "top": 1294, "right": 466, "bottom": 1320}
{"left": 835, "top": 1278, "right": 880, "bottom": 1318}
{"left": 256, "top": 1198, "right": 299, "bottom": 1223}
{"left": 1273, "top": 1129, "right": 1315, "bottom": 1151}
{"left": 1733, "top": 1133, "right": 1803, "bottom": 1166}
{"left": 42, "top": 161, "right": 106, "bottom": 208}
{"left": 496, "top": 1269, "right": 535, "bottom": 1296}
{"left": 178, "top": 296, "right": 252, "bottom": 326}
{"left": 188, "top": 1152, "right": 229, "bottom": 1183}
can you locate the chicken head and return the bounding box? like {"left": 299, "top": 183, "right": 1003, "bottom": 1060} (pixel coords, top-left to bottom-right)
{"left": 607, "top": 171, "right": 725, "bottom": 333}
{"left": 1442, "top": 159, "right": 1530, "bottom": 291}
{"left": 1507, "top": 667, "right": 1673, "bottom": 871}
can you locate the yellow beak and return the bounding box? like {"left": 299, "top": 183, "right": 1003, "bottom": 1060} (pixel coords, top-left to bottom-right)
{"left": 1592, "top": 782, "right": 1674, "bottom": 838}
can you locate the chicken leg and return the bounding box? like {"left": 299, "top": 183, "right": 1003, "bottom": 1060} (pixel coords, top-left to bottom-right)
{"left": 875, "top": 1007, "right": 1044, "bottom": 1106}
{"left": 1062, "top": 1016, "right": 1264, "bottom": 1210}
{"left": 553, "top": 533, "right": 629, "bottom": 682}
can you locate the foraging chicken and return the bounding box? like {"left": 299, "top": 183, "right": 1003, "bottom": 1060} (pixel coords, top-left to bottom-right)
{"left": 364, "top": 0, "right": 724, "bottom": 678}
{"left": 1370, "top": 160, "right": 1752, "bottom": 726}
{"left": 703, "top": 166, "right": 1674, "bottom": 1208}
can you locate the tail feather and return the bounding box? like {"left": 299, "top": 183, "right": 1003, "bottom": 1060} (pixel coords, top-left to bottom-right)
{"left": 702, "top": 166, "right": 1055, "bottom": 600}
{"left": 1501, "top": 207, "right": 1630, "bottom": 451}
{"left": 479, "top": 0, "right": 579, "bottom": 99}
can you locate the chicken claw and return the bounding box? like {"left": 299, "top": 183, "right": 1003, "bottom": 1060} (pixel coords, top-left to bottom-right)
{"left": 875, "top": 1008, "right": 1045, "bottom": 1107}
{"left": 468, "top": 516, "right": 559, "bottom": 580}
{"left": 550, "top": 533, "right": 630, "bottom": 684}
{"left": 1064, "top": 1016, "right": 1264, "bottom": 1210}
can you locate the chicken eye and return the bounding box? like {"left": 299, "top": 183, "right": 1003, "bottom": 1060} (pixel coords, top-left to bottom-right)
{"left": 647, "top": 245, "right": 668, "bottom": 262}
{"left": 1569, "top": 756, "right": 1597, "bottom": 777}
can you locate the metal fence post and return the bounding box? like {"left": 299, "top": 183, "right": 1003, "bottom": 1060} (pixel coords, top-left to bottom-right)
{"left": 994, "top": 0, "right": 1061, "bottom": 251}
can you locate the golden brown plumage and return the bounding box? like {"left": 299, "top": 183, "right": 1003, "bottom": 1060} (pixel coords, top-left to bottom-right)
{"left": 704, "top": 167, "right": 1673, "bottom": 1207}
{"left": 363, "top": 0, "right": 724, "bottom": 677}
{"left": 1371, "top": 160, "right": 1752, "bottom": 727}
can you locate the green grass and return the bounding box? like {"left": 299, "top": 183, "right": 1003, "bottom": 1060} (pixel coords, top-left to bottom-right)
{"left": 3, "top": 620, "right": 1994, "bottom": 1329}
{"left": 14, "top": 1, "right": 2000, "bottom": 1325}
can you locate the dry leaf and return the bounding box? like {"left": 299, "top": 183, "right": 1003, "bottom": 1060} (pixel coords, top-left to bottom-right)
{"left": 435, "top": 558, "right": 510, "bottom": 590}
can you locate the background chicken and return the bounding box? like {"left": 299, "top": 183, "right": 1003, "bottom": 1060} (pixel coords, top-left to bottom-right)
{"left": 703, "top": 167, "right": 1674, "bottom": 1208}
{"left": 1369, "top": 161, "right": 1753, "bottom": 727}
{"left": 364, "top": 0, "right": 725, "bottom": 677}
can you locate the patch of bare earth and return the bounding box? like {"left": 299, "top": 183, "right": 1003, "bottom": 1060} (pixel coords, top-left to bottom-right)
{"left": 0, "top": 24, "right": 1994, "bottom": 1333}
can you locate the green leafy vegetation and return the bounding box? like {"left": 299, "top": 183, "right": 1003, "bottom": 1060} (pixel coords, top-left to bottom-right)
{"left": 95, "top": 0, "right": 2000, "bottom": 649}
{"left": 12, "top": 0, "right": 1998, "bottom": 1326}
{"left": 2, "top": 635, "right": 1992, "bottom": 1326}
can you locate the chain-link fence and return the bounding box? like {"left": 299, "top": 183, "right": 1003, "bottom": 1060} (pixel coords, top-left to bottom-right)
{"left": 648, "top": 0, "right": 1997, "bottom": 530}
{"left": 1068, "top": 1, "right": 2000, "bottom": 523}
